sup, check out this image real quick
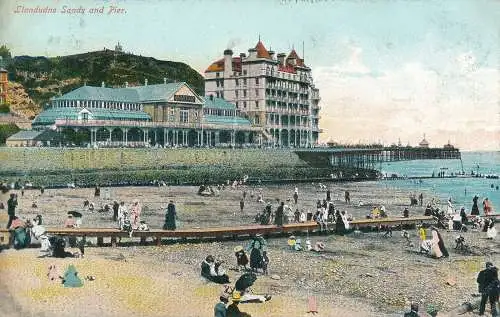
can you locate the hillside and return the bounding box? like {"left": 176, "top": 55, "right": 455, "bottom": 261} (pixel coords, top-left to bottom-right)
{"left": 5, "top": 49, "right": 205, "bottom": 113}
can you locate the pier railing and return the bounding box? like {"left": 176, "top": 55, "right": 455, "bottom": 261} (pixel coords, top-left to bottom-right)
{"left": 295, "top": 146, "right": 461, "bottom": 168}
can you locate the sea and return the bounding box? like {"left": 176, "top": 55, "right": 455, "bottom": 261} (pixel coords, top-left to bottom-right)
{"left": 378, "top": 151, "right": 499, "bottom": 212}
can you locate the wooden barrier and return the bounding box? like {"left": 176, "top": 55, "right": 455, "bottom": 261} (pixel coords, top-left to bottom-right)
{"left": 0, "top": 216, "right": 436, "bottom": 247}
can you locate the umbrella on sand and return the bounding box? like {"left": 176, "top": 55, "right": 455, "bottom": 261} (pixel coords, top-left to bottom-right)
{"left": 235, "top": 272, "right": 257, "bottom": 292}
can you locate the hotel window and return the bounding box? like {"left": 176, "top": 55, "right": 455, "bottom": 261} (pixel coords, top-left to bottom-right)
{"left": 243, "top": 70, "right": 247, "bottom": 75}
{"left": 235, "top": 79, "right": 239, "bottom": 86}
{"left": 243, "top": 101, "right": 247, "bottom": 108}
{"left": 255, "top": 101, "right": 259, "bottom": 108}
{"left": 216, "top": 81, "right": 220, "bottom": 87}
{"left": 216, "top": 72, "right": 220, "bottom": 78}
{"left": 255, "top": 78, "right": 259, "bottom": 85}
{"left": 220, "top": 91, "right": 224, "bottom": 98}
{"left": 243, "top": 90, "right": 247, "bottom": 97}
{"left": 216, "top": 92, "right": 220, "bottom": 98}
{"left": 255, "top": 89, "right": 259, "bottom": 96}
{"left": 243, "top": 78, "right": 247, "bottom": 86}
{"left": 235, "top": 90, "right": 239, "bottom": 98}
{"left": 180, "top": 109, "right": 189, "bottom": 123}
{"left": 235, "top": 102, "right": 239, "bottom": 108}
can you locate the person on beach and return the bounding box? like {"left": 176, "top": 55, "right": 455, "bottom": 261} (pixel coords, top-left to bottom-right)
{"left": 117, "top": 201, "right": 127, "bottom": 230}
{"left": 234, "top": 246, "right": 249, "bottom": 272}
{"left": 64, "top": 214, "right": 76, "bottom": 228}
{"left": 472, "top": 195, "right": 480, "bottom": 215}
{"left": 299, "top": 209, "right": 306, "bottom": 223}
{"left": 7, "top": 193, "right": 17, "bottom": 229}
{"left": 344, "top": 190, "right": 350, "bottom": 204}
{"left": 430, "top": 226, "right": 449, "bottom": 258}
{"left": 418, "top": 193, "right": 423, "bottom": 206}
{"left": 326, "top": 189, "right": 331, "bottom": 202}
{"left": 226, "top": 292, "right": 252, "bottom": 317}
{"left": 460, "top": 207, "right": 467, "bottom": 224}
{"left": 239, "top": 198, "right": 245, "bottom": 213}
{"left": 94, "top": 185, "right": 100, "bottom": 197}
{"left": 483, "top": 198, "right": 492, "bottom": 216}
{"left": 447, "top": 198, "right": 454, "bottom": 216}
{"left": 274, "top": 202, "right": 284, "bottom": 227}
{"left": 403, "top": 302, "right": 420, "bottom": 317}
{"left": 164, "top": 200, "right": 177, "bottom": 230}
{"left": 477, "top": 262, "right": 499, "bottom": 316}
{"left": 112, "top": 201, "right": 119, "bottom": 222}
{"left": 214, "top": 293, "right": 229, "bottom": 317}
{"left": 335, "top": 210, "right": 345, "bottom": 235}
{"left": 130, "top": 200, "right": 141, "bottom": 230}
{"left": 307, "top": 208, "right": 313, "bottom": 221}
{"left": 234, "top": 272, "right": 271, "bottom": 303}
{"left": 201, "top": 255, "right": 230, "bottom": 284}
{"left": 403, "top": 207, "right": 409, "bottom": 218}
{"left": 487, "top": 221, "right": 497, "bottom": 240}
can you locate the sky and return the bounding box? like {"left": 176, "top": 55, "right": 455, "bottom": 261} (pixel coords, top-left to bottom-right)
{"left": 0, "top": 0, "right": 499, "bottom": 151}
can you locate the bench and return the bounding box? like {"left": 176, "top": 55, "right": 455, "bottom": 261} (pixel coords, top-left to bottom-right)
{"left": 0, "top": 216, "right": 436, "bottom": 247}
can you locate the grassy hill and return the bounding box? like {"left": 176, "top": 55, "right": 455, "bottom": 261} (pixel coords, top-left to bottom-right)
{"left": 5, "top": 49, "right": 205, "bottom": 110}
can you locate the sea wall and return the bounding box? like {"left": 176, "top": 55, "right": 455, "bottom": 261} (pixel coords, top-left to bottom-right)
{"left": 0, "top": 148, "right": 378, "bottom": 186}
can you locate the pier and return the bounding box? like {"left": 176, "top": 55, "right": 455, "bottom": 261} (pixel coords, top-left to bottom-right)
{"left": 295, "top": 146, "right": 461, "bottom": 169}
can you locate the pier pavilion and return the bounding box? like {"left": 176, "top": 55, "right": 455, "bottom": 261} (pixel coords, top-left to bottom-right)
{"left": 30, "top": 82, "right": 262, "bottom": 148}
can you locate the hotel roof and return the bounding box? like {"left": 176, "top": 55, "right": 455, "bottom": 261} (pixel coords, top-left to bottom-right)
{"left": 33, "top": 107, "right": 151, "bottom": 126}
{"left": 202, "top": 96, "right": 236, "bottom": 110}
{"left": 52, "top": 82, "right": 190, "bottom": 103}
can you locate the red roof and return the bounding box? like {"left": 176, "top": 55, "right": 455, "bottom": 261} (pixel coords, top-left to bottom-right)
{"left": 205, "top": 57, "right": 242, "bottom": 73}
{"left": 255, "top": 41, "right": 271, "bottom": 59}
{"left": 286, "top": 49, "right": 305, "bottom": 67}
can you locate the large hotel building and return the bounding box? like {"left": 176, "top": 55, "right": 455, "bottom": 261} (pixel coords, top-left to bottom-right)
{"left": 9, "top": 41, "right": 322, "bottom": 148}
{"left": 205, "top": 41, "right": 321, "bottom": 147}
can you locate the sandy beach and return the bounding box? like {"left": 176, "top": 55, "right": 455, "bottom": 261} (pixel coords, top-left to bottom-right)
{"left": 0, "top": 182, "right": 499, "bottom": 317}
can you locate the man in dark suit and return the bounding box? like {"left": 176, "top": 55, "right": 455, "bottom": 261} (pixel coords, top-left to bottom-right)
{"left": 477, "top": 262, "right": 499, "bottom": 316}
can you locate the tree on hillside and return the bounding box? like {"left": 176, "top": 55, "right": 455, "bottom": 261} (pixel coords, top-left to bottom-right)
{"left": 0, "top": 45, "right": 12, "bottom": 59}
{"left": 0, "top": 123, "right": 20, "bottom": 144}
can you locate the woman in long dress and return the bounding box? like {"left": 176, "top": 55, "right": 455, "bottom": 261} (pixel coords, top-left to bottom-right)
{"left": 430, "top": 227, "right": 449, "bottom": 258}
{"left": 130, "top": 200, "right": 141, "bottom": 230}
{"left": 471, "top": 195, "right": 480, "bottom": 215}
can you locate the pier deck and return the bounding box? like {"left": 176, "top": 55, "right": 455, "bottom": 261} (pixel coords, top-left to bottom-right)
{"left": 0, "top": 216, "right": 436, "bottom": 247}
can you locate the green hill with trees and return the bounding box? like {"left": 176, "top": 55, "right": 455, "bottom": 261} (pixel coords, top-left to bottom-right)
{"left": 3, "top": 46, "right": 205, "bottom": 110}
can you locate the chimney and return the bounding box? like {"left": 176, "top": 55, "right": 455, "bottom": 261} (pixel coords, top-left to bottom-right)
{"left": 269, "top": 50, "right": 275, "bottom": 60}
{"left": 223, "top": 49, "right": 233, "bottom": 77}
{"left": 277, "top": 53, "right": 286, "bottom": 66}
{"left": 101, "top": 81, "right": 105, "bottom": 88}
{"left": 144, "top": 78, "right": 148, "bottom": 86}
{"left": 163, "top": 77, "right": 167, "bottom": 84}
{"left": 248, "top": 48, "right": 257, "bottom": 59}
{"left": 125, "top": 82, "right": 129, "bottom": 88}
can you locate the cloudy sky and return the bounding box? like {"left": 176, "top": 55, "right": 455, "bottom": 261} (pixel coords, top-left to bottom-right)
{"left": 0, "top": 0, "right": 498, "bottom": 151}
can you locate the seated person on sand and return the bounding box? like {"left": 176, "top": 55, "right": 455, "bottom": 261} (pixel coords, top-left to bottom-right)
{"left": 49, "top": 235, "right": 83, "bottom": 258}
{"left": 234, "top": 272, "right": 271, "bottom": 304}
{"left": 379, "top": 206, "right": 387, "bottom": 218}
{"left": 201, "top": 255, "right": 230, "bottom": 284}
{"left": 9, "top": 217, "right": 30, "bottom": 250}
{"left": 486, "top": 221, "right": 497, "bottom": 239}
{"left": 64, "top": 214, "right": 76, "bottom": 228}
{"left": 370, "top": 207, "right": 381, "bottom": 219}
{"left": 226, "top": 291, "right": 252, "bottom": 317}
{"left": 403, "top": 207, "right": 410, "bottom": 218}
{"left": 424, "top": 204, "right": 433, "bottom": 216}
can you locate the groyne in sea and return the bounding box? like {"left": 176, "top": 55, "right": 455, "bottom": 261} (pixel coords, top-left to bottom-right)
{"left": 0, "top": 148, "right": 378, "bottom": 187}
